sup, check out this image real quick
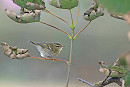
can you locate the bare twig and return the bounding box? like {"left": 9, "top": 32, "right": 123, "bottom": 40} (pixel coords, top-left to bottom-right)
{"left": 100, "top": 77, "right": 122, "bottom": 87}
{"left": 78, "top": 78, "right": 94, "bottom": 87}
{"left": 39, "top": 21, "right": 71, "bottom": 39}
{"left": 102, "top": 69, "right": 112, "bottom": 85}
{"left": 30, "top": 56, "right": 69, "bottom": 64}
{"left": 44, "top": 9, "right": 71, "bottom": 27}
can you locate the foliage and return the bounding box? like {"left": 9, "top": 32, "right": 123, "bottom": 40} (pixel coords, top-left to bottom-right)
{"left": 99, "top": 51, "right": 130, "bottom": 87}
{"left": 13, "top": 0, "right": 46, "bottom": 10}
{"left": 49, "top": 0, "right": 78, "bottom": 10}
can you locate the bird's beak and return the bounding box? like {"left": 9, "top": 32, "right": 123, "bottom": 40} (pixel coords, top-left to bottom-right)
{"left": 62, "top": 45, "right": 65, "bottom": 47}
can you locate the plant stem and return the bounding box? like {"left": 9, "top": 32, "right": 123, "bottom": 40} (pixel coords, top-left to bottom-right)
{"left": 44, "top": 9, "right": 72, "bottom": 28}
{"left": 66, "top": 30, "right": 74, "bottom": 87}
{"left": 65, "top": 9, "right": 75, "bottom": 87}
{"left": 39, "top": 21, "right": 71, "bottom": 39}
{"left": 30, "top": 56, "right": 69, "bottom": 64}
{"left": 70, "top": 10, "right": 74, "bottom": 29}
{"left": 73, "top": 21, "right": 91, "bottom": 40}
{"left": 75, "top": 0, "right": 80, "bottom": 27}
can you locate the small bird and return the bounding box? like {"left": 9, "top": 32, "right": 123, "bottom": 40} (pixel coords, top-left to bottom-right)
{"left": 29, "top": 41, "right": 64, "bottom": 58}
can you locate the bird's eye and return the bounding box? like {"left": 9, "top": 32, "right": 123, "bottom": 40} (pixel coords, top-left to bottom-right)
{"left": 56, "top": 46, "right": 60, "bottom": 47}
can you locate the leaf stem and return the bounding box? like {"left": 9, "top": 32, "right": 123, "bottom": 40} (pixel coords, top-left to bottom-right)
{"left": 30, "top": 56, "right": 69, "bottom": 64}
{"left": 70, "top": 10, "right": 74, "bottom": 29}
{"left": 73, "top": 21, "right": 91, "bottom": 40}
{"left": 44, "top": 9, "right": 72, "bottom": 28}
{"left": 75, "top": 0, "right": 80, "bottom": 27}
{"left": 39, "top": 21, "right": 71, "bottom": 39}
{"left": 66, "top": 29, "right": 74, "bottom": 87}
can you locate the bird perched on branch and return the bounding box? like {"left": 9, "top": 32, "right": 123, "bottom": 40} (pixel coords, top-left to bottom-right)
{"left": 29, "top": 41, "right": 64, "bottom": 58}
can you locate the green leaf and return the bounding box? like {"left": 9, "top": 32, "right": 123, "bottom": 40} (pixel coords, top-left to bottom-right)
{"left": 108, "top": 65, "right": 128, "bottom": 73}
{"left": 59, "top": 0, "right": 78, "bottom": 9}
{"left": 13, "top": 0, "right": 46, "bottom": 10}
{"left": 107, "top": 65, "right": 128, "bottom": 77}
{"left": 13, "top": 49, "right": 17, "bottom": 54}
{"left": 97, "top": 0, "right": 130, "bottom": 15}
{"left": 99, "top": 61, "right": 128, "bottom": 78}
{"left": 123, "top": 72, "right": 130, "bottom": 87}
{"left": 49, "top": 0, "right": 79, "bottom": 10}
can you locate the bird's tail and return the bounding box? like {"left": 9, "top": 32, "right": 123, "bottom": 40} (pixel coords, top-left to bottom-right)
{"left": 28, "top": 41, "right": 37, "bottom": 45}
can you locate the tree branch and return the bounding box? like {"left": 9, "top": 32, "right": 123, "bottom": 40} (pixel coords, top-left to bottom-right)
{"left": 102, "top": 69, "right": 112, "bottom": 85}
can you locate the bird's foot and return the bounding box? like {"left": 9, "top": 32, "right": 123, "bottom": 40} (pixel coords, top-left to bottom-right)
{"left": 42, "top": 57, "right": 47, "bottom": 60}
{"left": 53, "top": 58, "right": 56, "bottom": 62}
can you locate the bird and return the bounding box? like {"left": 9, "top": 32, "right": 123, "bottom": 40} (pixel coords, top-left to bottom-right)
{"left": 29, "top": 41, "right": 65, "bottom": 58}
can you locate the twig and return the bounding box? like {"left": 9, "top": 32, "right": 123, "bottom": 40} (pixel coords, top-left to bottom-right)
{"left": 100, "top": 77, "right": 122, "bottom": 87}
{"left": 78, "top": 77, "right": 122, "bottom": 87}
{"left": 30, "top": 56, "right": 69, "bottom": 64}
{"left": 75, "top": 0, "right": 80, "bottom": 27}
{"left": 44, "top": 9, "right": 71, "bottom": 27}
{"left": 73, "top": 21, "right": 91, "bottom": 40}
{"left": 39, "top": 21, "right": 71, "bottom": 39}
{"left": 78, "top": 78, "right": 94, "bottom": 87}
{"left": 102, "top": 69, "right": 112, "bottom": 85}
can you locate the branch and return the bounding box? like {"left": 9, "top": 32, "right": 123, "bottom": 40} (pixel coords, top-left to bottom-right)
{"left": 44, "top": 9, "right": 71, "bottom": 27}
{"left": 75, "top": 0, "right": 80, "bottom": 27}
{"left": 78, "top": 78, "right": 94, "bottom": 87}
{"left": 78, "top": 77, "right": 122, "bottom": 87}
{"left": 30, "top": 56, "right": 69, "bottom": 64}
{"left": 73, "top": 21, "right": 91, "bottom": 40}
{"left": 39, "top": 21, "right": 71, "bottom": 39}
{"left": 102, "top": 69, "right": 112, "bottom": 85}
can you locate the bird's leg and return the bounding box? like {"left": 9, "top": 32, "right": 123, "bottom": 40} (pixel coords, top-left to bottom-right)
{"left": 53, "top": 58, "right": 56, "bottom": 62}
{"left": 43, "top": 57, "right": 47, "bottom": 60}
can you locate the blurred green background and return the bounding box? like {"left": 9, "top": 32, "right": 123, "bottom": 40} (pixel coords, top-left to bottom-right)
{"left": 0, "top": 0, "right": 130, "bottom": 87}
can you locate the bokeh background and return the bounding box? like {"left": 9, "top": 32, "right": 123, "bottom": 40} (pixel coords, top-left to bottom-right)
{"left": 0, "top": 0, "right": 130, "bottom": 87}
